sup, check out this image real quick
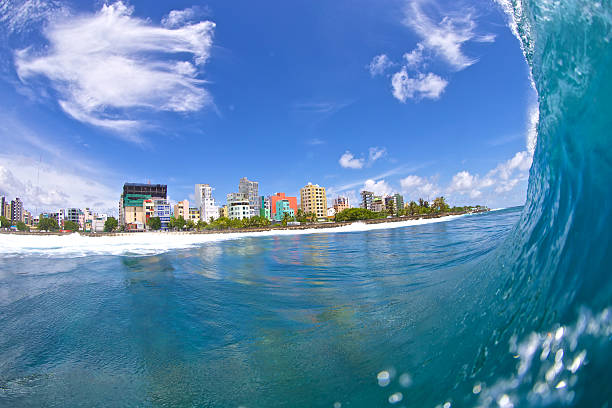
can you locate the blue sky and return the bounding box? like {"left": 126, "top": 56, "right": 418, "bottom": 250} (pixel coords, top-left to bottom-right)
{"left": 0, "top": 0, "right": 536, "bottom": 215}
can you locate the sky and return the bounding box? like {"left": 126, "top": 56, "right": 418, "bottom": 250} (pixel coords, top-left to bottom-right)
{"left": 0, "top": 0, "right": 537, "bottom": 215}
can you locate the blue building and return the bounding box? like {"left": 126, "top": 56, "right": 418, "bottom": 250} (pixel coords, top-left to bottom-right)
{"left": 154, "top": 199, "right": 171, "bottom": 230}
{"left": 274, "top": 199, "right": 295, "bottom": 221}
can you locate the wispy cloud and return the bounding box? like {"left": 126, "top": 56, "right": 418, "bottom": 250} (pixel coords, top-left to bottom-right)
{"left": 13, "top": 2, "right": 216, "bottom": 139}
{"left": 403, "top": 0, "right": 485, "bottom": 71}
{"left": 0, "top": 112, "right": 121, "bottom": 212}
{"left": 447, "top": 103, "right": 538, "bottom": 199}
{"left": 368, "top": 54, "right": 395, "bottom": 76}
{"left": 293, "top": 100, "right": 352, "bottom": 115}
{"left": 0, "top": 155, "right": 119, "bottom": 213}
{"left": 161, "top": 5, "right": 211, "bottom": 28}
{"left": 369, "top": 147, "right": 387, "bottom": 162}
{"left": 307, "top": 138, "right": 326, "bottom": 146}
{"left": 369, "top": 0, "right": 494, "bottom": 103}
{"left": 0, "top": 0, "right": 68, "bottom": 35}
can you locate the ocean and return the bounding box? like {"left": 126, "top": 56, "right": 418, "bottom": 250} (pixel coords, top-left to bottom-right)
{"left": 2, "top": 0, "right": 612, "bottom": 406}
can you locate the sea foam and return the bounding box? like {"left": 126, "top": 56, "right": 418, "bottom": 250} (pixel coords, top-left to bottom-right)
{"left": 0, "top": 215, "right": 467, "bottom": 257}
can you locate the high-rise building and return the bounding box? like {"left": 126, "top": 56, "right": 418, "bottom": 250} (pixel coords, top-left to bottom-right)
{"left": 333, "top": 196, "right": 350, "bottom": 213}
{"left": 195, "top": 184, "right": 219, "bottom": 222}
{"left": 10, "top": 198, "right": 23, "bottom": 223}
{"left": 119, "top": 183, "right": 167, "bottom": 228}
{"left": 384, "top": 194, "right": 404, "bottom": 214}
{"left": 269, "top": 193, "right": 298, "bottom": 220}
{"left": 238, "top": 177, "right": 259, "bottom": 211}
{"left": 300, "top": 183, "right": 327, "bottom": 221}
{"left": 65, "top": 208, "right": 83, "bottom": 229}
{"left": 227, "top": 193, "right": 253, "bottom": 220}
{"left": 174, "top": 200, "right": 189, "bottom": 220}
{"left": 0, "top": 196, "right": 7, "bottom": 218}
{"left": 360, "top": 191, "right": 374, "bottom": 211}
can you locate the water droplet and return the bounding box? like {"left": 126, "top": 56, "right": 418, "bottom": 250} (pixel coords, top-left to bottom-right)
{"left": 555, "top": 327, "right": 564, "bottom": 341}
{"left": 388, "top": 392, "right": 403, "bottom": 404}
{"left": 377, "top": 370, "right": 391, "bottom": 387}
{"left": 555, "top": 349, "right": 564, "bottom": 362}
{"left": 399, "top": 373, "right": 412, "bottom": 388}
{"left": 497, "top": 394, "right": 513, "bottom": 408}
{"left": 472, "top": 383, "right": 482, "bottom": 394}
{"left": 568, "top": 350, "right": 586, "bottom": 373}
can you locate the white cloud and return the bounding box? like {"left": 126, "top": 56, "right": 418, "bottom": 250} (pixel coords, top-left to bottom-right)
{"left": 403, "top": 43, "right": 425, "bottom": 68}
{"left": 368, "top": 54, "right": 394, "bottom": 76}
{"left": 14, "top": 1, "right": 216, "bottom": 137}
{"left": 363, "top": 179, "right": 392, "bottom": 196}
{"left": 448, "top": 170, "right": 482, "bottom": 198}
{"left": 0, "top": 0, "right": 68, "bottom": 35}
{"left": 369, "top": 147, "right": 387, "bottom": 162}
{"left": 391, "top": 68, "right": 448, "bottom": 102}
{"left": 400, "top": 174, "right": 440, "bottom": 199}
{"left": 339, "top": 151, "right": 365, "bottom": 169}
{"left": 369, "top": 0, "right": 494, "bottom": 103}
{"left": 447, "top": 103, "right": 539, "bottom": 201}
{"left": 400, "top": 175, "right": 423, "bottom": 189}
{"left": 0, "top": 155, "right": 118, "bottom": 213}
{"left": 163, "top": 7, "right": 195, "bottom": 28}
{"left": 403, "top": 0, "right": 483, "bottom": 71}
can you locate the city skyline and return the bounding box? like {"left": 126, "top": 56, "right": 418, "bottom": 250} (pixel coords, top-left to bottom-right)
{"left": 0, "top": 1, "right": 535, "bottom": 214}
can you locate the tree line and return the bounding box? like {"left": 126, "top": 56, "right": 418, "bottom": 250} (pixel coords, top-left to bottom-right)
{"left": 335, "top": 196, "right": 483, "bottom": 222}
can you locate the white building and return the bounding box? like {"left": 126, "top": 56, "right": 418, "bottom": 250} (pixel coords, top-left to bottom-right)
{"left": 91, "top": 214, "right": 108, "bottom": 233}
{"left": 227, "top": 193, "right": 253, "bottom": 220}
{"left": 195, "top": 184, "right": 220, "bottom": 222}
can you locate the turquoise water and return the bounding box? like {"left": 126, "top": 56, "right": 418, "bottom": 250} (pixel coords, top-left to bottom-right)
{"left": 1, "top": 210, "right": 523, "bottom": 407}
{"left": 2, "top": 0, "right": 612, "bottom": 406}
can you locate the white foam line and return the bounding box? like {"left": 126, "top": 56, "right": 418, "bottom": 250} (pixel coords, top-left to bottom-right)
{"left": 0, "top": 214, "right": 467, "bottom": 257}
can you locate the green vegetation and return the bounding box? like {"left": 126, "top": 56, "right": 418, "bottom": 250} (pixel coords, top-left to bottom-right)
{"left": 335, "top": 208, "right": 385, "bottom": 222}
{"left": 295, "top": 209, "right": 316, "bottom": 223}
{"left": 63, "top": 220, "right": 80, "bottom": 231}
{"left": 104, "top": 217, "right": 118, "bottom": 232}
{"left": 16, "top": 221, "right": 29, "bottom": 231}
{"left": 147, "top": 216, "right": 161, "bottom": 230}
{"left": 38, "top": 217, "right": 59, "bottom": 231}
{"left": 0, "top": 216, "right": 10, "bottom": 228}
{"left": 336, "top": 196, "right": 484, "bottom": 221}
{"left": 204, "top": 216, "right": 271, "bottom": 231}
{"left": 168, "top": 216, "right": 186, "bottom": 230}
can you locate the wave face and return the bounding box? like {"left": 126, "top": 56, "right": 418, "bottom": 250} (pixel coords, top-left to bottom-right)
{"left": 471, "top": 0, "right": 612, "bottom": 405}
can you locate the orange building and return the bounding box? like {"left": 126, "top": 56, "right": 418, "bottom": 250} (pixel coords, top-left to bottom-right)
{"left": 269, "top": 193, "right": 298, "bottom": 219}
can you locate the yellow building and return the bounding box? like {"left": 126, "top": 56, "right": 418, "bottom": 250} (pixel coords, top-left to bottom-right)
{"left": 219, "top": 205, "right": 228, "bottom": 218}
{"left": 300, "top": 182, "right": 327, "bottom": 220}
{"left": 188, "top": 207, "right": 200, "bottom": 222}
